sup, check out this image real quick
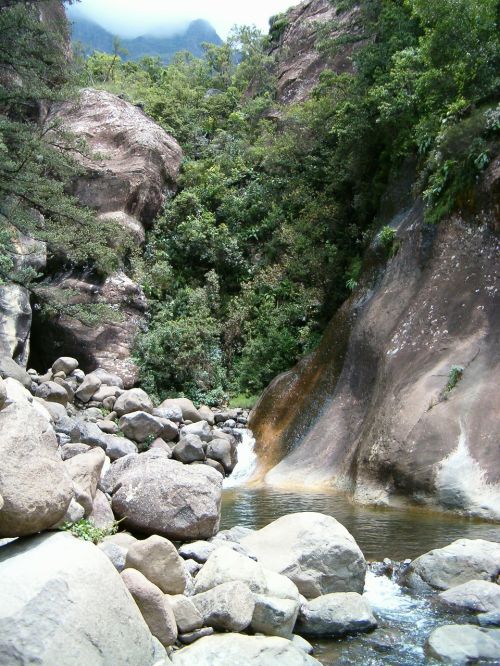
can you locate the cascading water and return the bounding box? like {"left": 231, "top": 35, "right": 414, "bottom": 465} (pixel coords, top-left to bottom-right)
{"left": 223, "top": 429, "right": 258, "bottom": 488}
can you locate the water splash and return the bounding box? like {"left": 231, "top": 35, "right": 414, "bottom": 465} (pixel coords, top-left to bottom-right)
{"left": 223, "top": 429, "right": 258, "bottom": 488}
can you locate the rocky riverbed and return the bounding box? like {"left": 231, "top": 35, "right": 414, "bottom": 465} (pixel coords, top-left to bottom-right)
{"left": 0, "top": 356, "right": 499, "bottom": 664}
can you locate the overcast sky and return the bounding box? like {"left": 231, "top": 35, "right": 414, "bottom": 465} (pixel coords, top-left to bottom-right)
{"left": 68, "top": 0, "right": 300, "bottom": 39}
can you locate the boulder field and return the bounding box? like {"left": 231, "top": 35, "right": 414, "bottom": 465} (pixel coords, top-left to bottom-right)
{"left": 0, "top": 355, "right": 499, "bottom": 663}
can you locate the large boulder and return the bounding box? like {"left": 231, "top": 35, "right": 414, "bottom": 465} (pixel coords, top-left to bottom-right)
{"left": 52, "top": 357, "right": 79, "bottom": 375}
{"left": 75, "top": 373, "right": 101, "bottom": 403}
{"left": 114, "top": 388, "right": 153, "bottom": 417}
{"left": 171, "top": 633, "right": 322, "bottom": 665}
{"left": 36, "top": 89, "right": 182, "bottom": 387}
{"left": 34, "top": 380, "right": 69, "bottom": 406}
{"left": 125, "top": 535, "right": 186, "bottom": 594}
{"left": 0, "top": 532, "right": 162, "bottom": 664}
{"left": 194, "top": 547, "right": 267, "bottom": 594}
{"left": 438, "top": 580, "right": 500, "bottom": 614}
{"left": 119, "top": 411, "right": 163, "bottom": 442}
{"left": 0, "top": 401, "right": 72, "bottom": 537}
{"left": 426, "top": 624, "right": 500, "bottom": 664}
{"left": 108, "top": 450, "right": 223, "bottom": 539}
{"left": 295, "top": 592, "right": 377, "bottom": 637}
{"left": 172, "top": 434, "right": 206, "bottom": 463}
{"left": 407, "top": 539, "right": 500, "bottom": 590}
{"left": 121, "top": 568, "right": 177, "bottom": 648}
{"left": 241, "top": 512, "right": 366, "bottom": 598}
{"left": 64, "top": 447, "right": 106, "bottom": 516}
{"left": 191, "top": 581, "right": 255, "bottom": 632}
{"left": 160, "top": 397, "right": 202, "bottom": 423}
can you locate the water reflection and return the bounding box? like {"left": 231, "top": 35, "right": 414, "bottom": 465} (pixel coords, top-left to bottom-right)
{"left": 221, "top": 486, "right": 500, "bottom": 561}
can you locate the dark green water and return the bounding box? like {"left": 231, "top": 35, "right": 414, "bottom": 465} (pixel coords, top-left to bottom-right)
{"left": 221, "top": 486, "right": 500, "bottom": 665}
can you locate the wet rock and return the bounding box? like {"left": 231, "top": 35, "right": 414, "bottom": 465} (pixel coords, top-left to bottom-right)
{"left": 0, "top": 532, "right": 160, "bottom": 663}
{"left": 171, "top": 633, "right": 322, "bottom": 665}
{"left": 121, "top": 568, "right": 177, "bottom": 647}
{"left": 426, "top": 624, "right": 500, "bottom": 664}
{"left": 114, "top": 388, "right": 153, "bottom": 417}
{"left": 191, "top": 581, "right": 255, "bottom": 632}
{"left": 241, "top": 512, "right": 366, "bottom": 598}
{"left": 296, "top": 592, "right": 377, "bottom": 637}
{"left": 108, "top": 451, "right": 222, "bottom": 540}
{"left": 407, "top": 539, "right": 500, "bottom": 590}
{"left": 125, "top": 535, "right": 186, "bottom": 595}
{"left": 0, "top": 401, "right": 72, "bottom": 537}
{"left": 438, "top": 580, "right": 500, "bottom": 614}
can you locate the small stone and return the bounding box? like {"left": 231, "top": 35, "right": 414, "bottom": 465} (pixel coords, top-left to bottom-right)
{"left": 167, "top": 594, "right": 203, "bottom": 633}
{"left": 178, "top": 627, "right": 214, "bottom": 645}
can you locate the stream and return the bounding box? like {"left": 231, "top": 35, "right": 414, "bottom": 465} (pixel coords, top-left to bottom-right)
{"left": 221, "top": 431, "right": 500, "bottom": 665}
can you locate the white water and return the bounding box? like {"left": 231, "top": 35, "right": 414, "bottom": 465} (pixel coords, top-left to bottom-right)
{"left": 223, "top": 429, "right": 258, "bottom": 488}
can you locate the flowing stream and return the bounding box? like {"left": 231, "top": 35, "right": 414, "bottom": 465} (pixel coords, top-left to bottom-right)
{"left": 221, "top": 431, "right": 500, "bottom": 665}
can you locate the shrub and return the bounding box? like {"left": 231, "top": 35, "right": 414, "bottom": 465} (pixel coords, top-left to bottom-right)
{"left": 445, "top": 365, "right": 464, "bottom": 393}
{"left": 59, "top": 518, "right": 119, "bottom": 544}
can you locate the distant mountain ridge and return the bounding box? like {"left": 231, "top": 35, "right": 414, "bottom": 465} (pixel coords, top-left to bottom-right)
{"left": 69, "top": 13, "right": 222, "bottom": 63}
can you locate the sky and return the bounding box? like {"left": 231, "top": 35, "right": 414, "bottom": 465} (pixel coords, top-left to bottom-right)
{"left": 68, "top": 0, "right": 300, "bottom": 39}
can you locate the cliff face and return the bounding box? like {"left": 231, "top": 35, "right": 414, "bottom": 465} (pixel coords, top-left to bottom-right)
{"left": 250, "top": 158, "right": 500, "bottom": 520}
{"left": 29, "top": 89, "right": 182, "bottom": 386}
{"left": 271, "top": 0, "right": 364, "bottom": 104}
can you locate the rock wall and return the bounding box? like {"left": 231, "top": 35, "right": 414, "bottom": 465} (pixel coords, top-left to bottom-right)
{"left": 271, "top": 0, "right": 364, "bottom": 104}
{"left": 250, "top": 159, "right": 500, "bottom": 520}
{"left": 28, "top": 88, "right": 182, "bottom": 386}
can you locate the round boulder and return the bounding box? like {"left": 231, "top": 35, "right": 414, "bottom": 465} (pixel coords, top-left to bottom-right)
{"left": 241, "top": 512, "right": 366, "bottom": 598}
{"left": 109, "top": 450, "right": 222, "bottom": 540}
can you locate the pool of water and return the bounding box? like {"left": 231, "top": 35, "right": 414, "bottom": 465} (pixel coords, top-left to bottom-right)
{"left": 221, "top": 486, "right": 500, "bottom": 561}
{"left": 221, "top": 467, "right": 500, "bottom": 665}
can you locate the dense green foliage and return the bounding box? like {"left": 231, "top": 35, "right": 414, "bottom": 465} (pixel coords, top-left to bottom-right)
{"left": 77, "top": 0, "right": 498, "bottom": 403}
{"left": 0, "top": 3, "right": 122, "bottom": 293}
{"left": 60, "top": 518, "right": 119, "bottom": 544}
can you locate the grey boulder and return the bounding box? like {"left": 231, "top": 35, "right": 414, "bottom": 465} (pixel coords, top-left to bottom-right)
{"left": 52, "top": 357, "right": 79, "bottom": 375}
{"left": 438, "top": 580, "right": 500, "bottom": 614}
{"left": 172, "top": 434, "right": 206, "bottom": 463}
{"left": 114, "top": 388, "right": 153, "bottom": 416}
{"left": 171, "top": 633, "right": 322, "bottom": 665}
{"left": 242, "top": 512, "right": 366, "bottom": 598}
{"left": 125, "top": 534, "right": 186, "bottom": 594}
{"left": 296, "top": 592, "right": 377, "bottom": 637}
{"left": 75, "top": 374, "right": 101, "bottom": 403}
{"left": 160, "top": 397, "right": 202, "bottom": 423}
{"left": 119, "top": 410, "right": 163, "bottom": 442}
{"left": 64, "top": 447, "right": 106, "bottom": 515}
{"left": 191, "top": 581, "right": 255, "bottom": 632}
{"left": 35, "top": 380, "right": 68, "bottom": 406}
{"left": 426, "top": 624, "right": 500, "bottom": 664}
{"left": 180, "top": 420, "right": 212, "bottom": 442}
{"left": 121, "top": 568, "right": 178, "bottom": 647}
{"left": 0, "top": 401, "right": 72, "bottom": 537}
{"left": 109, "top": 450, "right": 222, "bottom": 540}
{"left": 167, "top": 595, "right": 203, "bottom": 633}
{"left": 407, "top": 539, "right": 500, "bottom": 590}
{"left": 0, "top": 532, "right": 161, "bottom": 664}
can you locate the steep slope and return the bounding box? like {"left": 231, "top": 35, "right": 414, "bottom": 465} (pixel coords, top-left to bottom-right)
{"left": 69, "top": 13, "right": 222, "bottom": 62}
{"left": 250, "top": 159, "right": 500, "bottom": 519}
{"left": 270, "top": 0, "right": 364, "bottom": 104}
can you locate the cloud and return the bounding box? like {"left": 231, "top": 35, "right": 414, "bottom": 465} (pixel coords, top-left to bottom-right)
{"left": 67, "top": 0, "right": 299, "bottom": 39}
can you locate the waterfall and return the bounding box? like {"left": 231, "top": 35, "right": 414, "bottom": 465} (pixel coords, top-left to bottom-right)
{"left": 223, "top": 429, "right": 258, "bottom": 488}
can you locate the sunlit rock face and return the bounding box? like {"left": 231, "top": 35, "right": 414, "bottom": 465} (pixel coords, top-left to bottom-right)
{"left": 251, "top": 159, "right": 500, "bottom": 519}
{"left": 30, "top": 88, "right": 183, "bottom": 386}
{"left": 270, "top": 0, "right": 364, "bottom": 105}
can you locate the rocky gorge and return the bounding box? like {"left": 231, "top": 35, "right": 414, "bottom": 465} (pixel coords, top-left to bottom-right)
{"left": 1, "top": 0, "right": 499, "bottom": 663}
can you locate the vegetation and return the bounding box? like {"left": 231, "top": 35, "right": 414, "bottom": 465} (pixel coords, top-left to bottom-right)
{"left": 59, "top": 518, "right": 119, "bottom": 544}
{"left": 446, "top": 365, "right": 464, "bottom": 394}
{"left": 74, "top": 0, "right": 497, "bottom": 404}
{"left": 2, "top": 1, "right": 498, "bottom": 405}
{"left": 0, "top": 3, "right": 125, "bottom": 302}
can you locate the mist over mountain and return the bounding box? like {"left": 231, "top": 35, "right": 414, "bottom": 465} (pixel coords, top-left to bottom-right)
{"left": 70, "top": 13, "right": 222, "bottom": 62}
